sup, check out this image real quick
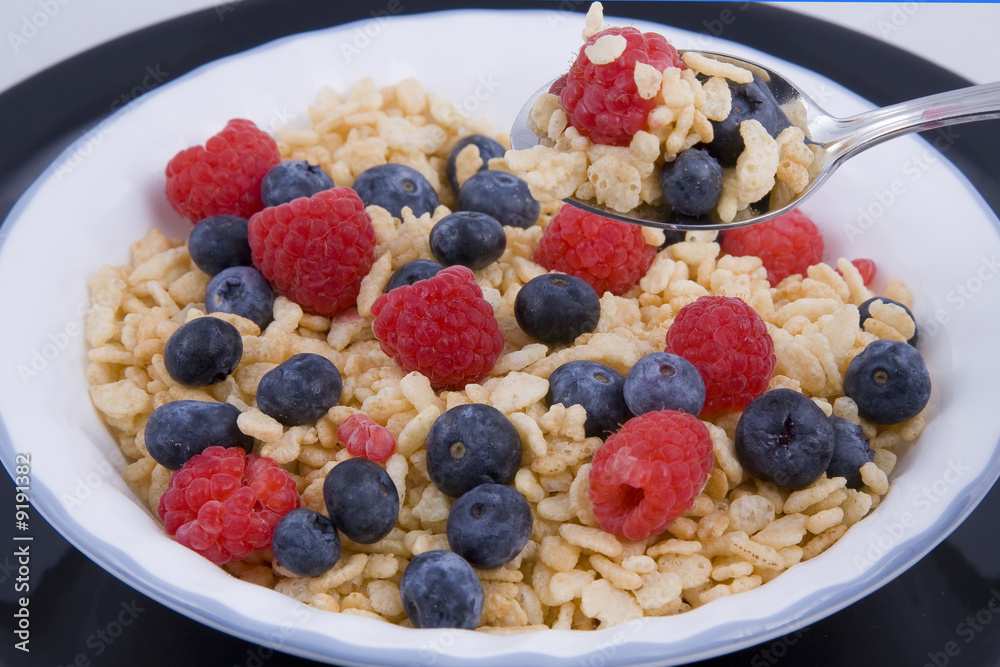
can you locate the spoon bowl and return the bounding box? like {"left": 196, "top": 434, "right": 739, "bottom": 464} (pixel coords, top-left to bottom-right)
{"left": 510, "top": 50, "right": 1000, "bottom": 231}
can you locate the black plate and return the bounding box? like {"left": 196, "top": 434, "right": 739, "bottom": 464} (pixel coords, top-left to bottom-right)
{"left": 2, "top": 2, "right": 999, "bottom": 666}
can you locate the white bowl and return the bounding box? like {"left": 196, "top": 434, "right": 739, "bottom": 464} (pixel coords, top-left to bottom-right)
{"left": 2, "top": 9, "right": 999, "bottom": 667}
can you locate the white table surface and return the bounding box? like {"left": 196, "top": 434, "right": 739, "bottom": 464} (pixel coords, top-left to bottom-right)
{"left": 1, "top": 1, "right": 998, "bottom": 95}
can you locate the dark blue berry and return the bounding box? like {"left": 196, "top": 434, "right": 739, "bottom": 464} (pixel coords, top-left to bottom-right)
{"left": 859, "top": 297, "right": 918, "bottom": 345}
{"left": 446, "top": 483, "right": 532, "bottom": 570}
{"left": 706, "top": 76, "right": 790, "bottom": 167}
{"left": 624, "top": 352, "right": 706, "bottom": 416}
{"left": 261, "top": 160, "right": 335, "bottom": 207}
{"left": 400, "top": 550, "right": 484, "bottom": 629}
{"left": 658, "top": 229, "right": 688, "bottom": 250}
{"left": 271, "top": 508, "right": 341, "bottom": 577}
{"left": 734, "top": 388, "right": 835, "bottom": 490}
{"left": 255, "top": 353, "right": 342, "bottom": 426}
{"left": 204, "top": 265, "right": 275, "bottom": 330}
{"left": 428, "top": 211, "right": 506, "bottom": 270}
{"left": 187, "top": 215, "right": 252, "bottom": 276}
{"left": 163, "top": 317, "right": 242, "bottom": 386}
{"left": 144, "top": 400, "right": 253, "bottom": 470}
{"left": 826, "top": 417, "right": 874, "bottom": 489}
{"left": 352, "top": 164, "right": 439, "bottom": 218}
{"left": 514, "top": 273, "right": 600, "bottom": 345}
{"left": 323, "top": 457, "right": 399, "bottom": 544}
{"left": 446, "top": 134, "right": 506, "bottom": 193}
{"left": 546, "top": 360, "right": 629, "bottom": 438}
{"left": 748, "top": 191, "right": 771, "bottom": 214}
{"left": 458, "top": 170, "right": 540, "bottom": 229}
{"left": 384, "top": 259, "right": 445, "bottom": 293}
{"left": 425, "top": 404, "right": 522, "bottom": 497}
{"left": 660, "top": 148, "right": 724, "bottom": 217}
{"left": 843, "top": 339, "right": 931, "bottom": 425}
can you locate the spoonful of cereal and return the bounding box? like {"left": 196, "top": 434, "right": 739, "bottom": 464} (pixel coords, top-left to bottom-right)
{"left": 507, "top": 13, "right": 1000, "bottom": 231}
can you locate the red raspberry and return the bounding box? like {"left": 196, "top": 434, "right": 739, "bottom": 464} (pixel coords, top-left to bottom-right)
{"left": 165, "top": 119, "right": 280, "bottom": 222}
{"left": 548, "top": 74, "right": 568, "bottom": 97}
{"left": 534, "top": 205, "right": 656, "bottom": 296}
{"left": 561, "top": 27, "right": 684, "bottom": 146}
{"left": 849, "top": 258, "right": 877, "bottom": 287}
{"left": 720, "top": 209, "right": 824, "bottom": 286}
{"left": 588, "top": 410, "right": 713, "bottom": 541}
{"left": 248, "top": 187, "right": 376, "bottom": 317}
{"left": 157, "top": 446, "right": 300, "bottom": 564}
{"left": 338, "top": 413, "right": 397, "bottom": 463}
{"left": 664, "top": 295, "right": 776, "bottom": 416}
{"left": 370, "top": 265, "right": 505, "bottom": 390}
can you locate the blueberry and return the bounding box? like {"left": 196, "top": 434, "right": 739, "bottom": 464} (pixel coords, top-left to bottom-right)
{"left": 514, "top": 273, "right": 600, "bottom": 345}
{"left": 826, "top": 417, "right": 874, "bottom": 489}
{"left": 458, "top": 170, "right": 540, "bottom": 229}
{"left": 659, "top": 148, "right": 724, "bottom": 218}
{"left": 446, "top": 484, "right": 532, "bottom": 570}
{"left": 843, "top": 339, "right": 931, "bottom": 425}
{"left": 352, "top": 164, "right": 439, "bottom": 218}
{"left": 706, "top": 76, "right": 790, "bottom": 167}
{"left": 187, "top": 215, "right": 252, "bottom": 276}
{"left": 400, "top": 550, "right": 484, "bottom": 629}
{"left": 623, "top": 352, "right": 706, "bottom": 416}
{"left": 446, "top": 134, "right": 506, "bottom": 193}
{"left": 748, "top": 191, "right": 771, "bottom": 214}
{"left": 261, "top": 160, "right": 335, "bottom": 207}
{"left": 384, "top": 258, "right": 445, "bottom": 292}
{"left": 658, "top": 229, "right": 724, "bottom": 250}
{"left": 144, "top": 400, "right": 253, "bottom": 470}
{"left": 658, "top": 229, "right": 689, "bottom": 250}
{"left": 425, "top": 404, "right": 522, "bottom": 497}
{"left": 734, "top": 388, "right": 835, "bottom": 490}
{"left": 428, "top": 211, "right": 506, "bottom": 270}
{"left": 323, "top": 457, "right": 399, "bottom": 544}
{"left": 271, "top": 508, "right": 341, "bottom": 578}
{"left": 255, "top": 353, "right": 343, "bottom": 426}
{"left": 859, "top": 297, "right": 918, "bottom": 346}
{"left": 546, "top": 360, "right": 630, "bottom": 438}
{"left": 204, "top": 265, "right": 275, "bottom": 330}
{"left": 163, "top": 317, "right": 243, "bottom": 386}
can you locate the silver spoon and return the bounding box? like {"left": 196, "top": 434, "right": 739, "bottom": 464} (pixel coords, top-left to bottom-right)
{"left": 510, "top": 50, "right": 1000, "bottom": 231}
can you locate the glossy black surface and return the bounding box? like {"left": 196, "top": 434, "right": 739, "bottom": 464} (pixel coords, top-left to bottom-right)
{"left": 1, "top": 2, "right": 999, "bottom": 665}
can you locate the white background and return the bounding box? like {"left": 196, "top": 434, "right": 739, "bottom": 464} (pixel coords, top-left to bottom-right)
{"left": 1, "top": 1, "right": 999, "bottom": 94}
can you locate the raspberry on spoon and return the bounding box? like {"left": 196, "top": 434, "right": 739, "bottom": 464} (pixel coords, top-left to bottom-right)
{"left": 561, "top": 27, "right": 685, "bottom": 146}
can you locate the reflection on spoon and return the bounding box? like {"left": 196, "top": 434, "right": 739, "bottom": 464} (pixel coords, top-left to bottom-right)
{"left": 509, "top": 50, "right": 1000, "bottom": 232}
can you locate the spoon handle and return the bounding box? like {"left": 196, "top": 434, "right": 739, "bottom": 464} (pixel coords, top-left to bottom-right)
{"left": 816, "top": 81, "right": 1000, "bottom": 161}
